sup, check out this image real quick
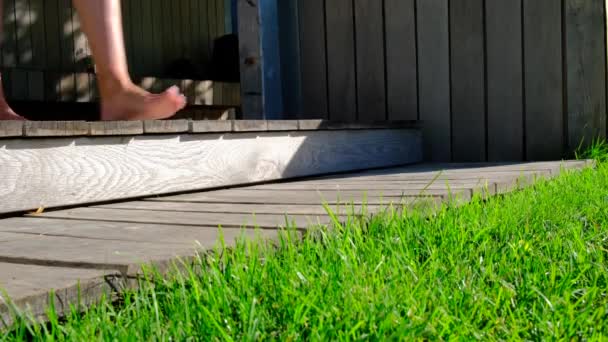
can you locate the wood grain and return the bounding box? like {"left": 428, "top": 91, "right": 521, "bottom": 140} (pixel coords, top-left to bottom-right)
{"left": 384, "top": 0, "right": 418, "bottom": 121}
{"left": 0, "top": 262, "right": 118, "bottom": 328}
{"left": 416, "top": 0, "right": 451, "bottom": 162}
{"left": 523, "top": 0, "right": 564, "bottom": 160}
{"left": 0, "top": 121, "right": 23, "bottom": 137}
{"left": 354, "top": 0, "right": 386, "bottom": 122}
{"left": 97, "top": 201, "right": 375, "bottom": 216}
{"left": 325, "top": 0, "right": 357, "bottom": 121}
{"left": 35, "top": 207, "right": 325, "bottom": 230}
{"left": 297, "top": 0, "right": 328, "bottom": 119}
{"left": 237, "top": 0, "right": 263, "bottom": 119}
{"left": 565, "top": 0, "right": 607, "bottom": 150}
{"left": 450, "top": 0, "right": 486, "bottom": 162}
{"left": 0, "top": 222, "right": 279, "bottom": 275}
{"left": 486, "top": 0, "right": 524, "bottom": 161}
{"left": 0, "top": 128, "right": 422, "bottom": 213}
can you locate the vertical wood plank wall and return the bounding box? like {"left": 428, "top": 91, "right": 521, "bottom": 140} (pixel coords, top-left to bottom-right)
{"left": 1, "top": 0, "right": 236, "bottom": 105}
{"left": 289, "top": 0, "right": 607, "bottom": 162}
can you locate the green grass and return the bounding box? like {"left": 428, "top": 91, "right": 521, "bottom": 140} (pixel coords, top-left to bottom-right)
{"left": 4, "top": 159, "right": 608, "bottom": 340}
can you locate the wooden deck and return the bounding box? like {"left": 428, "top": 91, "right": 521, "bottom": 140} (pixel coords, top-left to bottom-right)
{"left": 0, "top": 159, "right": 592, "bottom": 326}
{"left": 0, "top": 120, "right": 421, "bottom": 214}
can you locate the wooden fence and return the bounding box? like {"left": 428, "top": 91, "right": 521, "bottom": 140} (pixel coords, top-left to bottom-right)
{"left": 282, "top": 0, "right": 607, "bottom": 162}
{"left": 1, "top": 0, "right": 239, "bottom": 105}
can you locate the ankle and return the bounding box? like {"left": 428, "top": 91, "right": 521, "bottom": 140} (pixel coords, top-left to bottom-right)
{"left": 96, "top": 70, "right": 134, "bottom": 98}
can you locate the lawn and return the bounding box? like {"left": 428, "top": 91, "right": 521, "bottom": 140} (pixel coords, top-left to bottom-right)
{"left": 4, "top": 152, "right": 608, "bottom": 340}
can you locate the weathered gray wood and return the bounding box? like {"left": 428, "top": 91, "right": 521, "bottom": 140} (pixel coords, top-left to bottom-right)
{"left": 384, "top": 0, "right": 418, "bottom": 121}
{"left": 325, "top": 0, "right": 357, "bottom": 121}
{"left": 417, "top": 0, "right": 451, "bottom": 161}
{"left": 523, "top": 0, "right": 564, "bottom": 160}
{"left": 233, "top": 120, "right": 268, "bottom": 132}
{"left": 486, "top": 0, "right": 524, "bottom": 161}
{"left": 24, "top": 121, "right": 89, "bottom": 137}
{"left": 297, "top": 120, "right": 420, "bottom": 131}
{"left": 89, "top": 121, "right": 144, "bottom": 136}
{"left": 0, "top": 227, "right": 279, "bottom": 276}
{"left": 34, "top": 207, "right": 327, "bottom": 230}
{"left": 0, "top": 121, "right": 23, "bottom": 137}
{"left": 237, "top": 0, "right": 264, "bottom": 119}
{"left": 267, "top": 120, "right": 299, "bottom": 131}
{"left": 354, "top": 0, "right": 386, "bottom": 122}
{"left": 0, "top": 128, "right": 422, "bottom": 213}
{"left": 150, "top": 189, "right": 455, "bottom": 205}
{"left": 97, "top": 201, "right": 377, "bottom": 216}
{"left": 297, "top": 0, "right": 328, "bottom": 119}
{"left": 565, "top": 0, "right": 607, "bottom": 150}
{"left": 450, "top": 0, "right": 486, "bottom": 162}
{"left": 143, "top": 120, "right": 190, "bottom": 134}
{"left": 0, "top": 263, "right": 119, "bottom": 328}
{"left": 189, "top": 120, "right": 233, "bottom": 133}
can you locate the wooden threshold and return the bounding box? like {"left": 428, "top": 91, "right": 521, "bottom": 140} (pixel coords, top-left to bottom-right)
{"left": 0, "top": 121, "right": 422, "bottom": 214}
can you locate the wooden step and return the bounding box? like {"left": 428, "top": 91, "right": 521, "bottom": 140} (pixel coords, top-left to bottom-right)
{"left": 0, "top": 120, "right": 422, "bottom": 214}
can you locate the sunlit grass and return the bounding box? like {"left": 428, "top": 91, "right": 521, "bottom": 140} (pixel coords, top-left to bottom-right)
{"left": 3, "top": 156, "right": 608, "bottom": 340}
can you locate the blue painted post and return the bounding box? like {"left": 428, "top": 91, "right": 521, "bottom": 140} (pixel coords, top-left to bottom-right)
{"left": 259, "top": 0, "right": 284, "bottom": 119}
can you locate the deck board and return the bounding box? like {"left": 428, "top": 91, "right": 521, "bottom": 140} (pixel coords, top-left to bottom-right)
{"left": 0, "top": 160, "right": 592, "bottom": 326}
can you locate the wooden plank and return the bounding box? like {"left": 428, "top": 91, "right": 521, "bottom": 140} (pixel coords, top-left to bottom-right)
{"left": 9, "top": 69, "right": 28, "bottom": 100}
{"left": 24, "top": 121, "right": 89, "bottom": 137}
{"left": 278, "top": 0, "right": 303, "bottom": 118}
{"left": 27, "top": 70, "right": 44, "bottom": 101}
{"left": 143, "top": 120, "right": 190, "bottom": 134}
{"left": 160, "top": 0, "right": 175, "bottom": 71}
{"left": 97, "top": 201, "right": 375, "bottom": 216}
{"left": 29, "top": 0, "right": 47, "bottom": 69}
{"left": 0, "top": 223, "right": 280, "bottom": 276}
{"left": 129, "top": 0, "right": 144, "bottom": 76}
{"left": 565, "top": 0, "right": 607, "bottom": 150}
{"left": 0, "top": 128, "right": 422, "bottom": 213}
{"left": 384, "top": 0, "right": 417, "bottom": 121}
{"left": 89, "top": 121, "right": 144, "bottom": 136}
{"left": 267, "top": 120, "right": 299, "bottom": 131}
{"left": 43, "top": 0, "right": 62, "bottom": 71}
{"left": 150, "top": 0, "right": 164, "bottom": 74}
{"left": 195, "top": 0, "right": 211, "bottom": 77}
{"left": 151, "top": 191, "right": 446, "bottom": 205}
{"left": 450, "top": 0, "right": 486, "bottom": 162}
{"left": 189, "top": 120, "right": 233, "bottom": 133}
{"left": 523, "top": 0, "right": 564, "bottom": 161}
{"left": 59, "top": 0, "right": 75, "bottom": 72}
{"left": 0, "top": 263, "right": 118, "bottom": 328}
{"left": 180, "top": 0, "right": 192, "bottom": 61}
{"left": 325, "top": 0, "right": 357, "bottom": 121}
{"left": 486, "top": 0, "right": 524, "bottom": 161}
{"left": 140, "top": 0, "right": 155, "bottom": 75}
{"left": 417, "top": 0, "right": 451, "bottom": 161}
{"left": 297, "top": 0, "right": 328, "bottom": 119}
{"left": 17, "top": 0, "right": 34, "bottom": 67}
{"left": 354, "top": 0, "right": 386, "bottom": 122}
{"left": 35, "top": 207, "right": 325, "bottom": 230}
{"left": 237, "top": 0, "right": 263, "bottom": 118}
{"left": 2, "top": 0, "right": 18, "bottom": 67}
{"left": 0, "top": 121, "right": 23, "bottom": 137}
{"left": 233, "top": 120, "right": 268, "bottom": 132}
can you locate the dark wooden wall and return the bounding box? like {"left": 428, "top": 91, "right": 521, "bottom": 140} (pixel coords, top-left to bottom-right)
{"left": 1, "top": 0, "right": 239, "bottom": 106}
{"left": 283, "top": 0, "right": 607, "bottom": 162}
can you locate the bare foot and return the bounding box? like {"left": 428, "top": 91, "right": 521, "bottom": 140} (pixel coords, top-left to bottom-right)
{"left": 0, "top": 106, "right": 26, "bottom": 121}
{"left": 101, "top": 85, "right": 187, "bottom": 121}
